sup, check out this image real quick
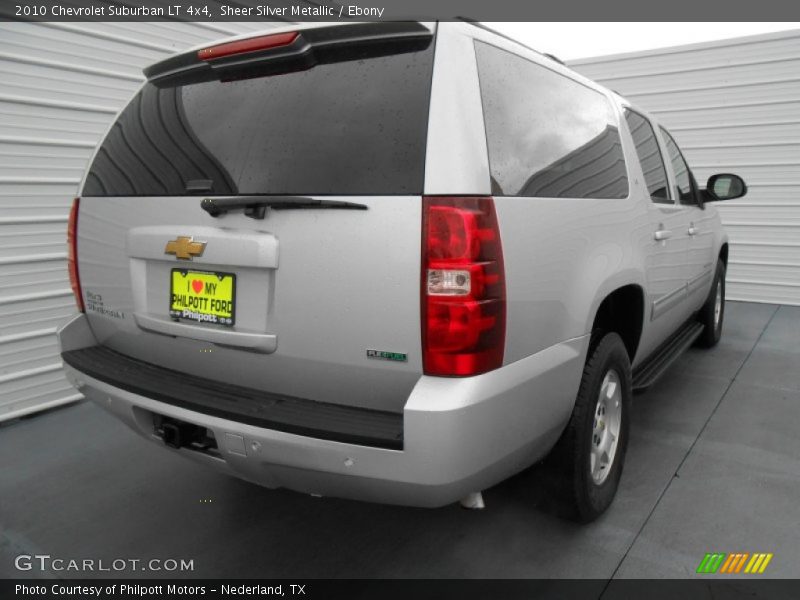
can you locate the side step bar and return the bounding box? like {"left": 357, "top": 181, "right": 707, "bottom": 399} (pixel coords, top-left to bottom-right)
{"left": 632, "top": 320, "right": 705, "bottom": 392}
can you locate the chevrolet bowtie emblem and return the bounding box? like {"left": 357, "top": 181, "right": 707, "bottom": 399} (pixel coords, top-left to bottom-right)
{"left": 164, "top": 236, "right": 206, "bottom": 260}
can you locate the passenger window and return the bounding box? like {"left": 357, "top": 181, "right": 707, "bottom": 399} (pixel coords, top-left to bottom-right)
{"left": 623, "top": 110, "right": 671, "bottom": 203}
{"left": 661, "top": 128, "right": 698, "bottom": 205}
{"left": 474, "top": 41, "right": 628, "bottom": 199}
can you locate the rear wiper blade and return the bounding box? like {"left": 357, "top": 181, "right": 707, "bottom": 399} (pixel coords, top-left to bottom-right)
{"left": 201, "top": 196, "right": 368, "bottom": 219}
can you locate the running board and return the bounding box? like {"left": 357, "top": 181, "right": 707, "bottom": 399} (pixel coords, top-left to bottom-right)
{"left": 632, "top": 321, "right": 705, "bottom": 392}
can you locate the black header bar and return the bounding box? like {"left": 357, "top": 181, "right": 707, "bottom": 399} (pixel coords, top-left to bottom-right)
{"left": 2, "top": 0, "right": 799, "bottom": 22}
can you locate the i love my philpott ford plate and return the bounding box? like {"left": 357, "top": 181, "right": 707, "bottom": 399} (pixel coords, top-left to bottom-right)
{"left": 169, "top": 269, "right": 236, "bottom": 326}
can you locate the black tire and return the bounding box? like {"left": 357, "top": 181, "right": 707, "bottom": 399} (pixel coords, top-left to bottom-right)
{"left": 550, "top": 332, "right": 632, "bottom": 522}
{"left": 696, "top": 261, "right": 726, "bottom": 348}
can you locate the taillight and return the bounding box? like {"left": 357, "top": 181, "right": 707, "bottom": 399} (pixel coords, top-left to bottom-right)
{"left": 67, "top": 197, "right": 84, "bottom": 312}
{"left": 422, "top": 197, "right": 506, "bottom": 376}
{"left": 197, "top": 32, "right": 299, "bottom": 61}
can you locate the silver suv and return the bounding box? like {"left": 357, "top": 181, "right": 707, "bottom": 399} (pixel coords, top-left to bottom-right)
{"left": 58, "top": 22, "right": 747, "bottom": 521}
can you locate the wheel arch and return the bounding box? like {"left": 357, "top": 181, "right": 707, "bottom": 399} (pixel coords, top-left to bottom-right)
{"left": 587, "top": 281, "right": 646, "bottom": 364}
{"left": 719, "top": 242, "right": 729, "bottom": 267}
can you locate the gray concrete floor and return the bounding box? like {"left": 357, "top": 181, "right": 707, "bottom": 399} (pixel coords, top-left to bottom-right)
{"left": 1, "top": 301, "right": 798, "bottom": 580}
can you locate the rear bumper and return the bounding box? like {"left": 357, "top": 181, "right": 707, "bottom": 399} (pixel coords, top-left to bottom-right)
{"left": 58, "top": 314, "right": 587, "bottom": 507}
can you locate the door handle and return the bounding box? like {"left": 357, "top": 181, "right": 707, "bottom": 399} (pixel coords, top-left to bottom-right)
{"left": 688, "top": 225, "right": 698, "bottom": 236}
{"left": 654, "top": 229, "right": 673, "bottom": 241}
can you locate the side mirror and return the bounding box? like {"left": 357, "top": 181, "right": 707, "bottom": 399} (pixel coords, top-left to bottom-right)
{"left": 705, "top": 173, "right": 747, "bottom": 202}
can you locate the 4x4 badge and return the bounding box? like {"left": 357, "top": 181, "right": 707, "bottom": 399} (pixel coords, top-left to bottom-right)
{"left": 164, "top": 236, "right": 206, "bottom": 260}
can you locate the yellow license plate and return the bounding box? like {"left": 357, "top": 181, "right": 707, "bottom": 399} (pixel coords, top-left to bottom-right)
{"left": 170, "top": 269, "right": 235, "bottom": 326}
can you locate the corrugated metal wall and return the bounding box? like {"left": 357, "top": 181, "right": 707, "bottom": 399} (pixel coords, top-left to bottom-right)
{"left": 571, "top": 29, "right": 800, "bottom": 306}
{"left": 0, "top": 22, "right": 275, "bottom": 421}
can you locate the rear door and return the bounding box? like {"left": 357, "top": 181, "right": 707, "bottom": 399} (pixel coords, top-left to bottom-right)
{"left": 76, "top": 24, "right": 436, "bottom": 413}
{"left": 623, "top": 109, "right": 693, "bottom": 354}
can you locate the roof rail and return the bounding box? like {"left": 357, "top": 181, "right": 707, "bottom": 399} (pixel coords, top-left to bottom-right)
{"left": 542, "top": 53, "right": 566, "bottom": 65}
{"left": 456, "top": 18, "right": 540, "bottom": 54}
{"left": 456, "top": 18, "right": 567, "bottom": 66}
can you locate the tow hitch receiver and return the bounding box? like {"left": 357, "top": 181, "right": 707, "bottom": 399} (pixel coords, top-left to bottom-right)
{"left": 156, "top": 416, "right": 216, "bottom": 454}
{"left": 162, "top": 421, "right": 200, "bottom": 449}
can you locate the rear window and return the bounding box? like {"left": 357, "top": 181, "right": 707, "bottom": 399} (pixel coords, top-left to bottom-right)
{"left": 474, "top": 41, "right": 628, "bottom": 199}
{"left": 83, "top": 40, "right": 435, "bottom": 197}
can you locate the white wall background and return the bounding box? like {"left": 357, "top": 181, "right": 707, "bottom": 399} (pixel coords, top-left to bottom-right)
{"left": 0, "top": 22, "right": 276, "bottom": 421}
{"left": 571, "top": 29, "right": 800, "bottom": 307}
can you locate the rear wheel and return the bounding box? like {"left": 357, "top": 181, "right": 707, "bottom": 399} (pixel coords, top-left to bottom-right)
{"left": 696, "top": 261, "right": 726, "bottom": 348}
{"left": 550, "top": 332, "right": 631, "bottom": 522}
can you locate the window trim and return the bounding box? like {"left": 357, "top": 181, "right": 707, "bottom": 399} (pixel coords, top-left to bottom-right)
{"left": 623, "top": 108, "right": 674, "bottom": 205}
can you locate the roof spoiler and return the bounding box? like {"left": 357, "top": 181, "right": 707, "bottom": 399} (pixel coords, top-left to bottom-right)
{"left": 144, "top": 22, "right": 434, "bottom": 87}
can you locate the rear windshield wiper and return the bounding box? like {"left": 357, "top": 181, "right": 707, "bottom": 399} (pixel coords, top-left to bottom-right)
{"left": 201, "top": 196, "right": 368, "bottom": 219}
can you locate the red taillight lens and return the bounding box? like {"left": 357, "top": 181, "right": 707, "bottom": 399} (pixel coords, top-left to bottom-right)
{"left": 422, "top": 197, "right": 506, "bottom": 376}
{"left": 197, "top": 32, "right": 299, "bottom": 61}
{"left": 67, "top": 197, "right": 84, "bottom": 312}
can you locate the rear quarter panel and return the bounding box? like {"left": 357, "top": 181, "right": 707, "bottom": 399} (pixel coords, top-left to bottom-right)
{"left": 496, "top": 194, "right": 651, "bottom": 365}
{"left": 431, "top": 24, "right": 652, "bottom": 368}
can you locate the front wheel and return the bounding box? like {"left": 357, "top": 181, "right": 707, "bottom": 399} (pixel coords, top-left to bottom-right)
{"left": 550, "top": 332, "right": 631, "bottom": 522}
{"left": 696, "top": 261, "right": 726, "bottom": 348}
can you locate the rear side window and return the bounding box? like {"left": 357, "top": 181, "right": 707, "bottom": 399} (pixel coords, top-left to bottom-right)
{"left": 474, "top": 41, "right": 628, "bottom": 199}
{"left": 661, "top": 128, "right": 697, "bottom": 205}
{"left": 624, "top": 110, "right": 671, "bottom": 203}
{"left": 83, "top": 41, "right": 435, "bottom": 197}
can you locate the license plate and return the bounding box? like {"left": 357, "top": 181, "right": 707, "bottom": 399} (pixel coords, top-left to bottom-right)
{"left": 170, "top": 269, "right": 235, "bottom": 326}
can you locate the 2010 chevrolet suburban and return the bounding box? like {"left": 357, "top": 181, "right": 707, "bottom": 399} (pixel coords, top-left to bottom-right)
{"left": 57, "top": 21, "right": 747, "bottom": 521}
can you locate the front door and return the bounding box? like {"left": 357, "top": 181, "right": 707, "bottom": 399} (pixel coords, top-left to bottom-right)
{"left": 661, "top": 127, "right": 716, "bottom": 312}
